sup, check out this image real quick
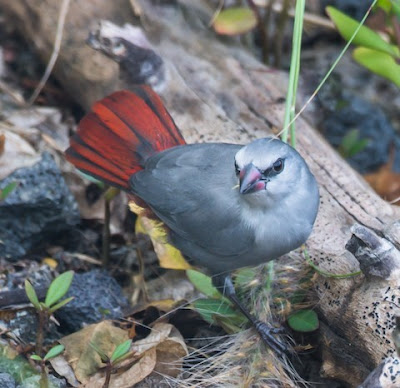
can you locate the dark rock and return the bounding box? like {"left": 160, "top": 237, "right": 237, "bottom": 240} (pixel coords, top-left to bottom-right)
{"left": 0, "top": 153, "right": 80, "bottom": 261}
{"left": 54, "top": 269, "right": 129, "bottom": 333}
{"left": 317, "top": 78, "right": 397, "bottom": 173}
{"left": 0, "top": 373, "right": 16, "bottom": 388}
{"left": 321, "top": 0, "right": 370, "bottom": 21}
{"left": 4, "top": 310, "right": 61, "bottom": 345}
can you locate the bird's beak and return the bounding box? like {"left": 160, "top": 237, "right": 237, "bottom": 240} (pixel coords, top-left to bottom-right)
{"left": 239, "top": 163, "right": 264, "bottom": 194}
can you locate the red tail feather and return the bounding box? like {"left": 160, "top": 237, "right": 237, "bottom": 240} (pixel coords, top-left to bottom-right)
{"left": 65, "top": 85, "right": 185, "bottom": 190}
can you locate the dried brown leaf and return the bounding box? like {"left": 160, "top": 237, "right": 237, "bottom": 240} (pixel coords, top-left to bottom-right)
{"left": 153, "top": 325, "right": 188, "bottom": 377}
{"left": 365, "top": 152, "right": 400, "bottom": 204}
{"left": 59, "top": 321, "right": 128, "bottom": 383}
{"left": 49, "top": 355, "right": 80, "bottom": 387}
{"left": 84, "top": 347, "right": 156, "bottom": 388}
{"left": 0, "top": 130, "right": 39, "bottom": 179}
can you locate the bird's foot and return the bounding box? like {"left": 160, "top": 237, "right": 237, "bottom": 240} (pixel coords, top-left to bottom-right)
{"left": 254, "top": 320, "right": 290, "bottom": 357}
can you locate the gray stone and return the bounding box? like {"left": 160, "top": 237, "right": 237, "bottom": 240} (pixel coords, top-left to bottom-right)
{"left": 0, "top": 153, "right": 79, "bottom": 260}
{"left": 0, "top": 373, "right": 16, "bottom": 388}
{"left": 55, "top": 269, "right": 128, "bottom": 332}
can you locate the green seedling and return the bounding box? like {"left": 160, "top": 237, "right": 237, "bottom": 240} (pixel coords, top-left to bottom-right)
{"left": 25, "top": 271, "right": 74, "bottom": 356}
{"left": 287, "top": 309, "right": 319, "bottom": 332}
{"left": 31, "top": 345, "right": 65, "bottom": 388}
{"left": 90, "top": 339, "right": 133, "bottom": 388}
{"left": 0, "top": 181, "right": 18, "bottom": 201}
{"left": 327, "top": 3, "right": 400, "bottom": 87}
{"left": 338, "top": 128, "right": 369, "bottom": 158}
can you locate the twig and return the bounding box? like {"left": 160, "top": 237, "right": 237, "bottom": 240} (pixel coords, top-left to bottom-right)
{"left": 0, "top": 79, "right": 25, "bottom": 105}
{"left": 102, "top": 197, "right": 111, "bottom": 267}
{"left": 267, "top": 0, "right": 335, "bottom": 30}
{"left": 208, "top": 0, "right": 224, "bottom": 27}
{"left": 273, "top": 0, "right": 290, "bottom": 68}
{"left": 27, "top": 0, "right": 71, "bottom": 105}
{"left": 263, "top": 0, "right": 275, "bottom": 64}
{"left": 247, "top": 0, "right": 269, "bottom": 63}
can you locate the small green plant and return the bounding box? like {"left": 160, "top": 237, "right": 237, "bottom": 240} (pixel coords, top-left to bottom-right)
{"left": 25, "top": 271, "right": 74, "bottom": 356}
{"left": 327, "top": 2, "right": 400, "bottom": 87}
{"left": 90, "top": 339, "right": 133, "bottom": 388}
{"left": 0, "top": 181, "right": 18, "bottom": 201}
{"left": 287, "top": 309, "right": 319, "bottom": 332}
{"left": 338, "top": 128, "right": 369, "bottom": 158}
{"left": 187, "top": 269, "right": 247, "bottom": 333}
{"left": 31, "top": 344, "right": 65, "bottom": 388}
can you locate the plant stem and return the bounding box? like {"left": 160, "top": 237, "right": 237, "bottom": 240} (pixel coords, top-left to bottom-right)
{"left": 103, "top": 362, "right": 112, "bottom": 388}
{"left": 282, "top": 0, "right": 305, "bottom": 147}
{"left": 102, "top": 197, "right": 111, "bottom": 267}
{"left": 247, "top": 0, "right": 269, "bottom": 63}
{"left": 263, "top": 0, "right": 275, "bottom": 64}
{"left": 39, "top": 362, "right": 48, "bottom": 388}
{"left": 36, "top": 309, "right": 48, "bottom": 356}
{"left": 273, "top": 0, "right": 290, "bottom": 68}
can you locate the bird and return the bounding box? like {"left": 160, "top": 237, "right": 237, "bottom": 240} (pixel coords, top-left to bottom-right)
{"left": 65, "top": 85, "right": 319, "bottom": 354}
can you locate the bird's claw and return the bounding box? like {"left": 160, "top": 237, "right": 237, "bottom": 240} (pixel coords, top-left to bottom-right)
{"left": 254, "top": 320, "right": 291, "bottom": 357}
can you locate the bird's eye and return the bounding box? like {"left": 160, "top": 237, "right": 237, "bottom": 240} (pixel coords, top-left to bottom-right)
{"left": 234, "top": 161, "right": 240, "bottom": 175}
{"left": 272, "top": 158, "right": 284, "bottom": 173}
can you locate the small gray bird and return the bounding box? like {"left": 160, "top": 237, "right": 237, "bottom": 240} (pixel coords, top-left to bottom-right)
{"left": 66, "top": 85, "right": 319, "bottom": 354}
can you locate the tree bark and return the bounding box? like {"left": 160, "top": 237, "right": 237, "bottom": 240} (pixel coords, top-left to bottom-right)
{"left": 1, "top": 0, "right": 400, "bottom": 385}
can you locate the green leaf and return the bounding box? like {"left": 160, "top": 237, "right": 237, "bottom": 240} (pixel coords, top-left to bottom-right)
{"left": 326, "top": 6, "right": 399, "bottom": 57}
{"left": 288, "top": 309, "right": 319, "bottom": 332}
{"left": 0, "top": 181, "right": 18, "bottom": 201}
{"left": 49, "top": 296, "right": 74, "bottom": 313}
{"left": 186, "top": 270, "right": 222, "bottom": 299}
{"left": 193, "top": 298, "right": 242, "bottom": 325}
{"left": 30, "top": 354, "right": 42, "bottom": 361}
{"left": 45, "top": 271, "right": 74, "bottom": 308}
{"left": 24, "top": 280, "right": 41, "bottom": 310}
{"left": 77, "top": 170, "right": 104, "bottom": 186}
{"left": 110, "top": 340, "right": 132, "bottom": 363}
{"left": 353, "top": 47, "right": 400, "bottom": 87}
{"left": 44, "top": 344, "right": 65, "bottom": 360}
{"left": 213, "top": 7, "right": 257, "bottom": 36}
{"left": 104, "top": 187, "right": 120, "bottom": 202}
{"left": 393, "top": 2, "right": 400, "bottom": 18}
{"left": 339, "top": 129, "right": 369, "bottom": 158}
{"left": 376, "top": 0, "right": 392, "bottom": 13}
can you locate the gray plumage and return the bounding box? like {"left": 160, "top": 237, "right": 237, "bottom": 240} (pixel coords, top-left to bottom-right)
{"left": 130, "top": 137, "right": 319, "bottom": 275}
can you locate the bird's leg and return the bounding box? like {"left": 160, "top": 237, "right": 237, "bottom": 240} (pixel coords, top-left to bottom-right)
{"left": 212, "top": 273, "right": 288, "bottom": 356}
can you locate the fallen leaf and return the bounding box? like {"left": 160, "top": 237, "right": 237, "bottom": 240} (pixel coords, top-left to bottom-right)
{"left": 49, "top": 355, "right": 80, "bottom": 387}
{"left": 130, "top": 201, "right": 191, "bottom": 270}
{"left": 0, "top": 129, "right": 39, "bottom": 180}
{"left": 213, "top": 7, "right": 257, "bottom": 36}
{"left": 365, "top": 149, "right": 400, "bottom": 204}
{"left": 152, "top": 325, "right": 188, "bottom": 377}
{"left": 59, "top": 321, "right": 129, "bottom": 383}
{"left": 84, "top": 323, "right": 187, "bottom": 388}
{"left": 84, "top": 347, "right": 156, "bottom": 388}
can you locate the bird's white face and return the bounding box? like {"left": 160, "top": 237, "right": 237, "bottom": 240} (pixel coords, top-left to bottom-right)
{"left": 234, "top": 138, "right": 307, "bottom": 206}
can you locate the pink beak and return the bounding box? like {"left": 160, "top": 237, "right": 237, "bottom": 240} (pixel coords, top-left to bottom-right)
{"left": 239, "top": 163, "right": 265, "bottom": 194}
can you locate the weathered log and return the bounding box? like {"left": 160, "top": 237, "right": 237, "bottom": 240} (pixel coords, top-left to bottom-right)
{"left": 1, "top": 0, "right": 400, "bottom": 385}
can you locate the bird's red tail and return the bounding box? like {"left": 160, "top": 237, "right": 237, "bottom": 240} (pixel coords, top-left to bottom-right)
{"left": 65, "top": 85, "right": 185, "bottom": 190}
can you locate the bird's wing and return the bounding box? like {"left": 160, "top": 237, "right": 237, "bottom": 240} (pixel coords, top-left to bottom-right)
{"left": 130, "top": 143, "right": 255, "bottom": 257}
